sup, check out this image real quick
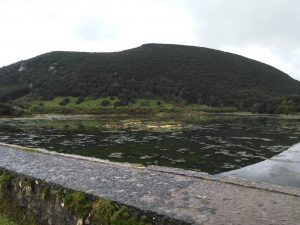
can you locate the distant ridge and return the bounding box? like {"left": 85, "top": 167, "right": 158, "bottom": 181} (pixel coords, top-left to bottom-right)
{"left": 0, "top": 43, "right": 299, "bottom": 112}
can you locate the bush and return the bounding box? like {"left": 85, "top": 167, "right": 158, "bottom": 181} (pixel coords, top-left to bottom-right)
{"left": 113, "top": 100, "right": 129, "bottom": 107}
{"left": 140, "top": 100, "right": 150, "bottom": 107}
{"left": 76, "top": 96, "right": 85, "bottom": 104}
{"left": 0, "top": 103, "right": 16, "bottom": 116}
{"left": 100, "top": 99, "right": 111, "bottom": 106}
{"left": 59, "top": 98, "right": 70, "bottom": 106}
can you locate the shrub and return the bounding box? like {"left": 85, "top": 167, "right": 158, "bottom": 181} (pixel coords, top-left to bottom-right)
{"left": 76, "top": 96, "right": 85, "bottom": 104}
{"left": 113, "top": 100, "right": 129, "bottom": 107}
{"left": 100, "top": 100, "right": 111, "bottom": 106}
{"left": 0, "top": 103, "right": 16, "bottom": 116}
{"left": 140, "top": 100, "right": 150, "bottom": 107}
{"left": 59, "top": 98, "right": 70, "bottom": 106}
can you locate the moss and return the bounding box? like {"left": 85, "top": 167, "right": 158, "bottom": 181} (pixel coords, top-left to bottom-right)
{"left": 0, "top": 214, "right": 19, "bottom": 225}
{"left": 111, "top": 207, "right": 151, "bottom": 225}
{"left": 39, "top": 187, "right": 50, "bottom": 200}
{"left": 54, "top": 189, "right": 66, "bottom": 201}
{"left": 90, "top": 199, "right": 151, "bottom": 225}
{"left": 110, "top": 206, "right": 149, "bottom": 225}
{"left": 0, "top": 174, "right": 13, "bottom": 189}
{"left": 90, "top": 199, "right": 117, "bottom": 225}
{"left": 63, "top": 192, "right": 91, "bottom": 218}
{"left": 0, "top": 189, "right": 39, "bottom": 225}
{"left": 0, "top": 171, "right": 152, "bottom": 225}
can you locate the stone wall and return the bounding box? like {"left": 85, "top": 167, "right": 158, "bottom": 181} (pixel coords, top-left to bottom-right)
{"left": 0, "top": 168, "right": 187, "bottom": 225}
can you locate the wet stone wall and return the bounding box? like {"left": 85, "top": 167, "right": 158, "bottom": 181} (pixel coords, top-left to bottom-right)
{"left": 0, "top": 168, "right": 187, "bottom": 225}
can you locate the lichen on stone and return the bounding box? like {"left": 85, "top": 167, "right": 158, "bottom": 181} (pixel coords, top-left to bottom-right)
{"left": 19, "top": 179, "right": 34, "bottom": 195}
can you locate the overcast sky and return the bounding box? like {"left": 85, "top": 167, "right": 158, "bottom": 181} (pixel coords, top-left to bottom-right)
{"left": 0, "top": 0, "right": 299, "bottom": 81}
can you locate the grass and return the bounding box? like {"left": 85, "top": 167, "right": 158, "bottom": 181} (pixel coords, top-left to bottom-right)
{"left": 16, "top": 96, "right": 238, "bottom": 115}
{"left": 184, "top": 104, "right": 238, "bottom": 113}
{"left": 0, "top": 215, "right": 19, "bottom": 225}
{"left": 26, "top": 96, "right": 175, "bottom": 114}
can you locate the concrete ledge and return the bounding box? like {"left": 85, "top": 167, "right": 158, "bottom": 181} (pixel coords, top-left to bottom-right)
{"left": 0, "top": 167, "right": 184, "bottom": 225}
{"left": 1, "top": 143, "right": 300, "bottom": 225}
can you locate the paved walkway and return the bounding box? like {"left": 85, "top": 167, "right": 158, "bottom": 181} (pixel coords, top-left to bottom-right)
{"left": 0, "top": 143, "right": 300, "bottom": 225}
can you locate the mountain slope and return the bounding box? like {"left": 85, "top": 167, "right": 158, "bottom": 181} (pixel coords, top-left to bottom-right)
{"left": 0, "top": 43, "right": 299, "bottom": 111}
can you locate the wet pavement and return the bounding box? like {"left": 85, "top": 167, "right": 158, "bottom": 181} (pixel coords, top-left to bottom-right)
{"left": 220, "top": 142, "right": 300, "bottom": 187}
{"left": 0, "top": 143, "right": 300, "bottom": 225}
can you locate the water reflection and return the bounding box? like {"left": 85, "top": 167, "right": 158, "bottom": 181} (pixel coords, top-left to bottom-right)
{"left": 0, "top": 115, "right": 299, "bottom": 174}
{"left": 220, "top": 142, "right": 300, "bottom": 187}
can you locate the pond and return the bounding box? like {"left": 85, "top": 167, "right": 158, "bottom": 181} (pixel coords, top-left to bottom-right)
{"left": 0, "top": 114, "right": 299, "bottom": 175}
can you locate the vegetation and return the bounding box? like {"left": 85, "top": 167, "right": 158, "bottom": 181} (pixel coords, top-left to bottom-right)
{"left": 0, "top": 43, "right": 299, "bottom": 114}
{"left": 0, "top": 175, "right": 39, "bottom": 225}
{"left": 0, "top": 174, "right": 13, "bottom": 189}
{"left": 0, "top": 215, "right": 19, "bottom": 225}
{"left": 0, "top": 104, "right": 17, "bottom": 116}
{"left": 90, "top": 199, "right": 151, "bottom": 225}
{"left": 0, "top": 170, "right": 152, "bottom": 225}
{"left": 27, "top": 96, "right": 176, "bottom": 114}
{"left": 64, "top": 192, "right": 92, "bottom": 218}
{"left": 39, "top": 187, "right": 50, "bottom": 200}
{"left": 250, "top": 95, "right": 300, "bottom": 114}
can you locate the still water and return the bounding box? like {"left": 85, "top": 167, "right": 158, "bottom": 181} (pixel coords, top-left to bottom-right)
{"left": 0, "top": 114, "right": 299, "bottom": 174}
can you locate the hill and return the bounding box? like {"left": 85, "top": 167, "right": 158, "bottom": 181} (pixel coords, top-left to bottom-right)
{"left": 0, "top": 43, "right": 300, "bottom": 114}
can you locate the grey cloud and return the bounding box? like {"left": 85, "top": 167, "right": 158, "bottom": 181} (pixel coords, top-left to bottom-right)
{"left": 186, "top": 0, "right": 300, "bottom": 55}
{"left": 181, "top": 0, "right": 300, "bottom": 80}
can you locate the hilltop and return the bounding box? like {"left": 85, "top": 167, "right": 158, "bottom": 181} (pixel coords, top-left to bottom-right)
{"left": 0, "top": 43, "right": 300, "bottom": 114}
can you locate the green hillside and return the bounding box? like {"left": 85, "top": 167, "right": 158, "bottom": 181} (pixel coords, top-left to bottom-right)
{"left": 0, "top": 43, "right": 300, "bottom": 114}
